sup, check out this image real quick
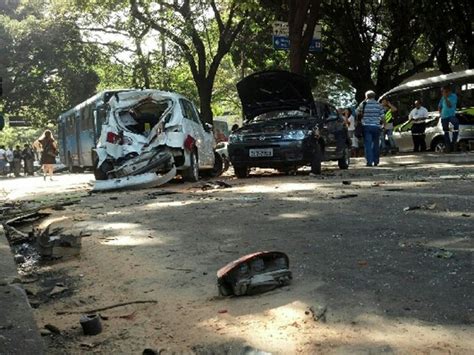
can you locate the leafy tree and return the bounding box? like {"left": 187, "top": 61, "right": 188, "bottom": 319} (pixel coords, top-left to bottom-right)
{"left": 0, "top": 0, "right": 100, "bottom": 127}
{"left": 130, "top": 0, "right": 256, "bottom": 124}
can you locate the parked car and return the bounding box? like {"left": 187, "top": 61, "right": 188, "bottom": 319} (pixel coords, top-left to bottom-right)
{"left": 228, "top": 70, "right": 350, "bottom": 178}
{"left": 94, "top": 90, "right": 222, "bottom": 189}
{"left": 393, "top": 109, "right": 474, "bottom": 152}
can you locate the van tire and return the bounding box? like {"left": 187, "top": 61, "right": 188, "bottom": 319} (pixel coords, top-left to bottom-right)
{"left": 93, "top": 157, "right": 111, "bottom": 180}
{"left": 184, "top": 150, "right": 199, "bottom": 182}
{"left": 234, "top": 166, "right": 249, "bottom": 178}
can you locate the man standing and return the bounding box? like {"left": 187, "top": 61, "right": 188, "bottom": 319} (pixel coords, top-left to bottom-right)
{"left": 408, "top": 100, "right": 429, "bottom": 152}
{"left": 356, "top": 91, "right": 385, "bottom": 167}
{"left": 380, "top": 98, "right": 398, "bottom": 154}
{"left": 438, "top": 85, "right": 458, "bottom": 152}
{"left": 22, "top": 144, "right": 35, "bottom": 176}
{"left": 5, "top": 147, "right": 13, "bottom": 177}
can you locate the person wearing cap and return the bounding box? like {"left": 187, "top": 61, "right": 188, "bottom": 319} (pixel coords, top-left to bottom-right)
{"left": 408, "top": 100, "right": 429, "bottom": 152}
{"left": 438, "top": 85, "right": 458, "bottom": 152}
{"left": 356, "top": 90, "right": 385, "bottom": 166}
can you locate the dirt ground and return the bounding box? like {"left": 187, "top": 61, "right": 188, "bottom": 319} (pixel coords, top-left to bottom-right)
{"left": 2, "top": 156, "right": 473, "bottom": 354}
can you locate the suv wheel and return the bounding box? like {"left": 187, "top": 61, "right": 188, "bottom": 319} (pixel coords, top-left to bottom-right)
{"left": 431, "top": 138, "right": 446, "bottom": 152}
{"left": 338, "top": 147, "right": 350, "bottom": 170}
{"left": 234, "top": 166, "right": 249, "bottom": 178}
{"left": 184, "top": 150, "right": 199, "bottom": 182}
{"left": 311, "top": 143, "right": 322, "bottom": 175}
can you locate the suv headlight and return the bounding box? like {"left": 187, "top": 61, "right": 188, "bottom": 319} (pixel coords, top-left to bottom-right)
{"left": 229, "top": 134, "right": 243, "bottom": 143}
{"left": 283, "top": 130, "right": 308, "bottom": 140}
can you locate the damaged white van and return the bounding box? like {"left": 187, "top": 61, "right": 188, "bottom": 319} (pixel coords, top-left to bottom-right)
{"left": 93, "top": 90, "right": 222, "bottom": 190}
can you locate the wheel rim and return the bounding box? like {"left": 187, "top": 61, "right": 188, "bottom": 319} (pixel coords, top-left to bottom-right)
{"left": 435, "top": 142, "right": 446, "bottom": 152}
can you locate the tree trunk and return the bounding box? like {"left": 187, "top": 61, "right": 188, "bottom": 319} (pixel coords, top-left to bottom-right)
{"left": 197, "top": 79, "right": 213, "bottom": 124}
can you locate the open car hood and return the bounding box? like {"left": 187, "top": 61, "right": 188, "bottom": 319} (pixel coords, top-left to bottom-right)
{"left": 237, "top": 70, "right": 315, "bottom": 121}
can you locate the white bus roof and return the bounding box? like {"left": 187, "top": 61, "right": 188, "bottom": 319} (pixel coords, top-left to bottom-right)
{"left": 381, "top": 69, "right": 474, "bottom": 99}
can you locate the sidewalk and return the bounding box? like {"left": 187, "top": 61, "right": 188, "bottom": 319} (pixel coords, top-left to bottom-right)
{"left": 352, "top": 151, "right": 474, "bottom": 166}
{"left": 0, "top": 226, "right": 44, "bottom": 355}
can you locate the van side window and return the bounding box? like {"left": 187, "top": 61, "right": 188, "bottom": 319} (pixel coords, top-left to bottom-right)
{"left": 179, "top": 99, "right": 199, "bottom": 123}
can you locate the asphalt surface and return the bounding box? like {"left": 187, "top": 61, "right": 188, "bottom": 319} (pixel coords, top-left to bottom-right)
{"left": 0, "top": 152, "right": 473, "bottom": 354}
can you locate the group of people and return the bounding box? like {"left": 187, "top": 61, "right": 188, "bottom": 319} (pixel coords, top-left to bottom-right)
{"left": 0, "top": 130, "right": 58, "bottom": 180}
{"left": 0, "top": 144, "right": 35, "bottom": 177}
{"left": 348, "top": 85, "right": 458, "bottom": 167}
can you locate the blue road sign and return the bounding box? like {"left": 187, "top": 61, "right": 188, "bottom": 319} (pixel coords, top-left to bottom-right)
{"left": 272, "top": 36, "right": 322, "bottom": 52}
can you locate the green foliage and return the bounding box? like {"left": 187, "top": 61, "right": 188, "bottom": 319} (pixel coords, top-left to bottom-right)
{"left": 0, "top": 0, "right": 100, "bottom": 127}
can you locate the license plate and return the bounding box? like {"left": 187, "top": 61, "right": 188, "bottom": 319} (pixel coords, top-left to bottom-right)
{"left": 249, "top": 148, "right": 273, "bottom": 157}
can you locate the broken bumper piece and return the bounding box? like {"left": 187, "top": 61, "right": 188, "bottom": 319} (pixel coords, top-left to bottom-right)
{"left": 217, "top": 251, "right": 292, "bottom": 296}
{"left": 92, "top": 166, "right": 177, "bottom": 192}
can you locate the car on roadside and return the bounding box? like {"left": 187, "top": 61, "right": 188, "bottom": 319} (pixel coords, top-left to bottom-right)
{"left": 393, "top": 109, "right": 474, "bottom": 152}
{"left": 94, "top": 90, "right": 223, "bottom": 186}
{"left": 228, "top": 70, "right": 350, "bottom": 178}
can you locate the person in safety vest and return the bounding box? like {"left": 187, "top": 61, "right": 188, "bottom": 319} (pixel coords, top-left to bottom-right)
{"left": 380, "top": 98, "right": 398, "bottom": 154}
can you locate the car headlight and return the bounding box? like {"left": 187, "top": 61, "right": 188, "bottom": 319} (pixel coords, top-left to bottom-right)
{"left": 283, "top": 130, "right": 308, "bottom": 140}
{"left": 229, "top": 134, "right": 243, "bottom": 143}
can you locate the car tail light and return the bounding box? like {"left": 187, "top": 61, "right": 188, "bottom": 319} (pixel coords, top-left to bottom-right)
{"left": 106, "top": 132, "right": 122, "bottom": 144}
{"left": 183, "top": 135, "right": 196, "bottom": 151}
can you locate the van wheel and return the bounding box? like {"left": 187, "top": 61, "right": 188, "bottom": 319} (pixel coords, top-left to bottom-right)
{"left": 93, "top": 157, "right": 111, "bottom": 180}
{"left": 311, "top": 143, "right": 322, "bottom": 174}
{"left": 338, "top": 148, "right": 350, "bottom": 170}
{"left": 67, "top": 152, "right": 74, "bottom": 173}
{"left": 184, "top": 150, "right": 199, "bottom": 182}
{"left": 201, "top": 152, "right": 224, "bottom": 178}
{"left": 234, "top": 166, "right": 249, "bottom": 178}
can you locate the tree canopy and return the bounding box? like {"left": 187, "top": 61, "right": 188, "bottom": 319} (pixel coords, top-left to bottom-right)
{"left": 0, "top": 0, "right": 472, "bottom": 131}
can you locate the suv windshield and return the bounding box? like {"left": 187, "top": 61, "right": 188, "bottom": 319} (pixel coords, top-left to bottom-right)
{"left": 252, "top": 110, "right": 310, "bottom": 122}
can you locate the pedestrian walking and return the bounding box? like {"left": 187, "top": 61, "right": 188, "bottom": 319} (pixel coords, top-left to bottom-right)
{"left": 36, "top": 130, "right": 57, "bottom": 181}
{"left": 438, "top": 85, "right": 458, "bottom": 152}
{"left": 5, "top": 147, "right": 14, "bottom": 177}
{"left": 380, "top": 98, "right": 398, "bottom": 154}
{"left": 408, "top": 100, "right": 429, "bottom": 152}
{"left": 12, "top": 145, "right": 22, "bottom": 177}
{"left": 356, "top": 90, "right": 385, "bottom": 167}
{"left": 22, "top": 144, "right": 35, "bottom": 176}
{"left": 0, "top": 145, "right": 6, "bottom": 176}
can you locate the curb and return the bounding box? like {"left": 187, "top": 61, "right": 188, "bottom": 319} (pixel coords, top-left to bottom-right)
{"left": 0, "top": 225, "right": 44, "bottom": 355}
{"left": 352, "top": 152, "right": 474, "bottom": 166}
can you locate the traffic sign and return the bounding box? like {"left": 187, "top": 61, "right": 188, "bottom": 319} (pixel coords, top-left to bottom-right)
{"left": 272, "top": 21, "right": 322, "bottom": 52}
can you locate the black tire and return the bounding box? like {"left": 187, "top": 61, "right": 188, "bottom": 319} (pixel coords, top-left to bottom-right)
{"left": 338, "top": 147, "right": 350, "bottom": 170}
{"left": 184, "top": 150, "right": 199, "bottom": 182}
{"left": 201, "top": 152, "right": 224, "bottom": 178}
{"left": 431, "top": 137, "right": 446, "bottom": 152}
{"left": 311, "top": 143, "right": 322, "bottom": 175}
{"left": 67, "top": 152, "right": 74, "bottom": 173}
{"left": 93, "top": 158, "right": 112, "bottom": 180}
{"left": 234, "top": 166, "right": 249, "bottom": 179}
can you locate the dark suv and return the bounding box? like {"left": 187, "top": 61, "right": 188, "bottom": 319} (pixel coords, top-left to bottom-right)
{"left": 228, "top": 70, "right": 350, "bottom": 178}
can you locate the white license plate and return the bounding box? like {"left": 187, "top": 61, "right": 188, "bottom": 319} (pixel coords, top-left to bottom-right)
{"left": 249, "top": 148, "right": 273, "bottom": 157}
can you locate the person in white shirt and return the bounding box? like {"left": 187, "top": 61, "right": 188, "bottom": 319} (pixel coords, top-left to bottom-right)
{"left": 5, "top": 147, "right": 14, "bottom": 177}
{"left": 343, "top": 108, "right": 358, "bottom": 156}
{"left": 408, "top": 100, "right": 429, "bottom": 152}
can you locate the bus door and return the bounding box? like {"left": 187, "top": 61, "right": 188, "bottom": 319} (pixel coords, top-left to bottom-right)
{"left": 79, "top": 106, "right": 95, "bottom": 167}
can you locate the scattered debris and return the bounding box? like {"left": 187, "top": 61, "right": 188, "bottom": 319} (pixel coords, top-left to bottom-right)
{"left": 385, "top": 188, "right": 404, "bottom": 192}
{"left": 80, "top": 314, "right": 102, "bottom": 336}
{"left": 49, "top": 285, "right": 68, "bottom": 297}
{"left": 56, "top": 300, "right": 158, "bottom": 315}
{"left": 201, "top": 180, "right": 232, "bottom": 190}
{"left": 308, "top": 305, "right": 327, "bottom": 322}
{"left": 217, "top": 251, "right": 292, "bottom": 296}
{"left": 40, "top": 329, "right": 52, "bottom": 336}
{"left": 342, "top": 180, "right": 352, "bottom": 185}
{"left": 165, "top": 266, "right": 194, "bottom": 273}
{"left": 403, "top": 203, "right": 437, "bottom": 212}
{"left": 217, "top": 309, "right": 228, "bottom": 314}
{"left": 44, "top": 324, "right": 61, "bottom": 335}
{"left": 331, "top": 194, "right": 358, "bottom": 200}
{"left": 13, "top": 254, "right": 25, "bottom": 264}
{"left": 357, "top": 260, "right": 368, "bottom": 267}
{"left": 433, "top": 249, "right": 454, "bottom": 259}
{"left": 461, "top": 213, "right": 471, "bottom": 217}
{"left": 147, "top": 190, "right": 178, "bottom": 198}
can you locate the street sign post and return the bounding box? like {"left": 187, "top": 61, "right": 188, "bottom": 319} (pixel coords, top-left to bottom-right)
{"left": 272, "top": 21, "right": 322, "bottom": 53}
